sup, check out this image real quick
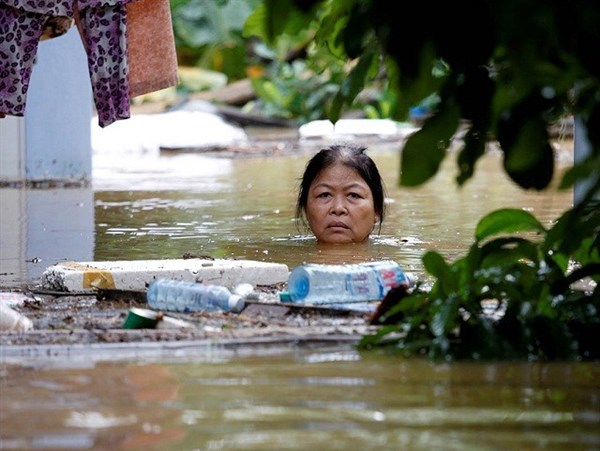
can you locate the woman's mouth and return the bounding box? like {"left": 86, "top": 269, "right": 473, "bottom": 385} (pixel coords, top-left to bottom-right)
{"left": 327, "top": 221, "right": 349, "bottom": 229}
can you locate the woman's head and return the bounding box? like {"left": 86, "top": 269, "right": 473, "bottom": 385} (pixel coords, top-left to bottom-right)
{"left": 296, "top": 144, "right": 386, "bottom": 244}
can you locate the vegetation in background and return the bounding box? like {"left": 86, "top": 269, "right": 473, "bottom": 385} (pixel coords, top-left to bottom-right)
{"left": 170, "top": 0, "right": 394, "bottom": 122}
{"left": 172, "top": 0, "right": 599, "bottom": 360}
{"left": 171, "top": 0, "right": 260, "bottom": 80}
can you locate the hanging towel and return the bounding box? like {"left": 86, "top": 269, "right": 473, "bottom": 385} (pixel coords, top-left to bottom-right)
{"left": 127, "top": 0, "right": 179, "bottom": 98}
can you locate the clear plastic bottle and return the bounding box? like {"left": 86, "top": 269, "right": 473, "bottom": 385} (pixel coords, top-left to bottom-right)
{"left": 283, "top": 260, "right": 414, "bottom": 305}
{"left": 0, "top": 303, "right": 34, "bottom": 331}
{"left": 146, "top": 279, "right": 245, "bottom": 313}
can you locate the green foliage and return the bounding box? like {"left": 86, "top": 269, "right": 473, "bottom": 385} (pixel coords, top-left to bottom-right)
{"left": 400, "top": 101, "right": 461, "bottom": 186}
{"left": 271, "top": 0, "right": 600, "bottom": 194}
{"left": 171, "top": 0, "right": 260, "bottom": 79}
{"left": 248, "top": 59, "right": 343, "bottom": 123}
{"left": 243, "top": 0, "right": 401, "bottom": 124}
{"left": 360, "top": 205, "right": 600, "bottom": 361}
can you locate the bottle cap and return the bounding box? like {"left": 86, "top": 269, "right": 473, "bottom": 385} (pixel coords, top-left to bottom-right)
{"left": 279, "top": 291, "right": 291, "bottom": 302}
{"left": 228, "top": 294, "right": 245, "bottom": 313}
{"left": 233, "top": 283, "right": 254, "bottom": 297}
{"left": 234, "top": 283, "right": 259, "bottom": 300}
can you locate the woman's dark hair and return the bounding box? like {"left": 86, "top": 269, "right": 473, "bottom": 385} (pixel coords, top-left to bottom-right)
{"left": 295, "top": 144, "right": 386, "bottom": 234}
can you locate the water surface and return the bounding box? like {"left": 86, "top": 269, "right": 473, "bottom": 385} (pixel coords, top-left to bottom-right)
{"left": 2, "top": 139, "right": 574, "bottom": 287}
{"left": 2, "top": 138, "right": 594, "bottom": 451}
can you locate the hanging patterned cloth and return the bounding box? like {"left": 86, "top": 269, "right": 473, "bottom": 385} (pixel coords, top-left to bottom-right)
{"left": 0, "top": 0, "right": 178, "bottom": 127}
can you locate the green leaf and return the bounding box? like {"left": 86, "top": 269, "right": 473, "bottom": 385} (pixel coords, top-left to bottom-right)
{"left": 503, "top": 130, "right": 555, "bottom": 190}
{"left": 495, "top": 94, "right": 555, "bottom": 190}
{"left": 400, "top": 101, "right": 461, "bottom": 186}
{"left": 329, "top": 51, "right": 376, "bottom": 121}
{"left": 478, "top": 237, "right": 539, "bottom": 268}
{"left": 422, "top": 251, "right": 450, "bottom": 280}
{"left": 243, "top": 4, "right": 268, "bottom": 41}
{"left": 255, "top": 0, "right": 316, "bottom": 43}
{"left": 340, "top": 52, "right": 376, "bottom": 98}
{"left": 341, "top": 1, "right": 372, "bottom": 59}
{"left": 559, "top": 153, "right": 600, "bottom": 192}
{"left": 395, "top": 46, "right": 445, "bottom": 118}
{"left": 431, "top": 299, "right": 457, "bottom": 338}
{"left": 456, "top": 125, "right": 487, "bottom": 186}
{"left": 475, "top": 208, "right": 547, "bottom": 241}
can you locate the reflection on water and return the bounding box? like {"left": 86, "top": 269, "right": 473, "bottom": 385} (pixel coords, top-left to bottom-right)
{"left": 1, "top": 348, "right": 599, "bottom": 449}
{"left": 0, "top": 188, "right": 94, "bottom": 286}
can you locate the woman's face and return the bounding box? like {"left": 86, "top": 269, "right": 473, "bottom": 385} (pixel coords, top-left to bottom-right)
{"left": 306, "top": 162, "right": 378, "bottom": 244}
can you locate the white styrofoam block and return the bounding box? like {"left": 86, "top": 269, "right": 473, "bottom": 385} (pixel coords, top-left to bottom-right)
{"left": 298, "top": 120, "right": 334, "bottom": 138}
{"left": 298, "top": 119, "right": 419, "bottom": 140}
{"left": 41, "top": 259, "right": 290, "bottom": 293}
{"left": 334, "top": 119, "right": 399, "bottom": 135}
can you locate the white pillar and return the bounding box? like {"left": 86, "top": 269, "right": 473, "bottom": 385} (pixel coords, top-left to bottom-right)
{"left": 0, "top": 26, "right": 92, "bottom": 185}
{"left": 574, "top": 116, "right": 599, "bottom": 204}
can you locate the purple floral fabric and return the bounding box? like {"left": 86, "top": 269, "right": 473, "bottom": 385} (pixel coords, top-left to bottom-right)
{"left": 78, "top": 3, "right": 130, "bottom": 127}
{"left": 5, "top": 0, "right": 73, "bottom": 16}
{"left": 0, "top": 0, "right": 134, "bottom": 127}
{"left": 0, "top": 6, "right": 45, "bottom": 116}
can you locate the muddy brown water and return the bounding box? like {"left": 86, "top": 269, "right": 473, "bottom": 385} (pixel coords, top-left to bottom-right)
{"left": 2, "top": 136, "right": 599, "bottom": 449}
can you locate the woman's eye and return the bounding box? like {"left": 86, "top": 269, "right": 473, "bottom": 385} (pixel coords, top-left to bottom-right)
{"left": 348, "top": 192, "right": 362, "bottom": 199}
{"left": 317, "top": 192, "right": 331, "bottom": 198}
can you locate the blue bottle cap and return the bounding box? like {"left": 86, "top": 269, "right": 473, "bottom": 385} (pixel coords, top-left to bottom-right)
{"left": 279, "top": 291, "right": 291, "bottom": 302}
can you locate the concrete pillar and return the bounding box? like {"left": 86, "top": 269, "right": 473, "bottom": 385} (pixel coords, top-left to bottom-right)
{"left": 574, "top": 116, "right": 599, "bottom": 204}
{"left": 0, "top": 26, "right": 92, "bottom": 186}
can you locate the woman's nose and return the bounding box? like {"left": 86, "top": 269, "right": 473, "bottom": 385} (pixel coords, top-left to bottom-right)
{"left": 330, "top": 197, "right": 348, "bottom": 214}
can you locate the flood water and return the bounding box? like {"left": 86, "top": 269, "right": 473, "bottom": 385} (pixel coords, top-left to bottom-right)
{"left": 2, "top": 136, "right": 599, "bottom": 450}
{"left": 0, "top": 136, "right": 576, "bottom": 288}
{"left": 2, "top": 348, "right": 599, "bottom": 450}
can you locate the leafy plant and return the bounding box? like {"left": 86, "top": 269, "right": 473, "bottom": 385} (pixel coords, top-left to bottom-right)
{"left": 248, "top": 58, "right": 344, "bottom": 124}
{"left": 360, "top": 204, "right": 600, "bottom": 361}
{"left": 171, "top": 0, "right": 260, "bottom": 80}
{"left": 243, "top": 2, "right": 388, "bottom": 124}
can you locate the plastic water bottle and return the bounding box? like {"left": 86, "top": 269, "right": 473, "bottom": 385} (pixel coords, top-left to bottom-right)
{"left": 146, "top": 279, "right": 245, "bottom": 313}
{"left": 282, "top": 260, "right": 414, "bottom": 305}
{"left": 0, "top": 304, "right": 33, "bottom": 331}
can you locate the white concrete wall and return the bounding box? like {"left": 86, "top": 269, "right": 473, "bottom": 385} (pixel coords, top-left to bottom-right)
{"left": 0, "top": 26, "right": 92, "bottom": 185}
{"left": 574, "top": 117, "right": 599, "bottom": 203}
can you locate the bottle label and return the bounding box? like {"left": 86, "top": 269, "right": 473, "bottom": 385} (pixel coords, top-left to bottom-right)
{"left": 344, "top": 271, "right": 382, "bottom": 298}
{"left": 378, "top": 267, "right": 403, "bottom": 292}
